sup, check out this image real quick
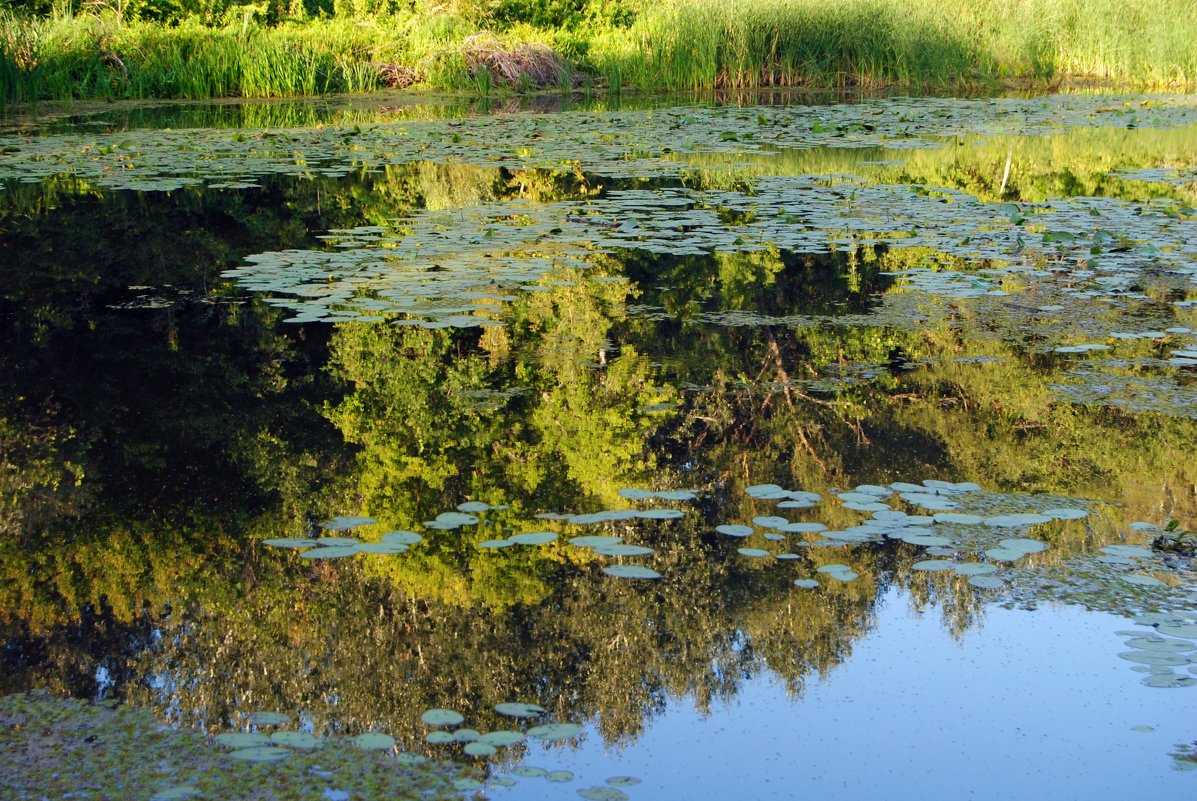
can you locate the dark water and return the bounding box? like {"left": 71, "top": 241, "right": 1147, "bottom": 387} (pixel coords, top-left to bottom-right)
{"left": 1, "top": 93, "right": 1196, "bottom": 799}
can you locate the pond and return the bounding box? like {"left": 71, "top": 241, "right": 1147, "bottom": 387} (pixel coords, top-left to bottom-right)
{"left": 1, "top": 90, "right": 1196, "bottom": 800}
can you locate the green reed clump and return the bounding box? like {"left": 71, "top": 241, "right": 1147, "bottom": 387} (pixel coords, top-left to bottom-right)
{"left": 3, "top": 0, "right": 1196, "bottom": 107}
{"left": 587, "top": 0, "right": 1197, "bottom": 91}
{"left": 1, "top": 13, "right": 411, "bottom": 104}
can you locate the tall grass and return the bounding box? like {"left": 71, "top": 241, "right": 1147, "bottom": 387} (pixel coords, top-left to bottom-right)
{"left": 0, "top": 13, "right": 410, "bottom": 106}
{"left": 2, "top": 0, "right": 1196, "bottom": 108}
{"left": 588, "top": 0, "right": 1197, "bottom": 91}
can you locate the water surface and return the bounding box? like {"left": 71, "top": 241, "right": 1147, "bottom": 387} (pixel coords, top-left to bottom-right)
{"left": 1, "top": 91, "right": 1195, "bottom": 799}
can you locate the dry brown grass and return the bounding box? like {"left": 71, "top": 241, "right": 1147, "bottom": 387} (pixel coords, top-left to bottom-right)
{"left": 460, "top": 31, "right": 569, "bottom": 87}
{"left": 377, "top": 62, "right": 421, "bottom": 88}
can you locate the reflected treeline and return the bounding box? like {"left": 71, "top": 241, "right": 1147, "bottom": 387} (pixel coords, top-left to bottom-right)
{"left": 122, "top": 525, "right": 882, "bottom": 747}
{"left": 1, "top": 154, "right": 1194, "bottom": 748}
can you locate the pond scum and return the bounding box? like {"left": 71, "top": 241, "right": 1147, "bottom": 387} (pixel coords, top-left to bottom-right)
{"left": 2, "top": 0, "right": 1197, "bottom": 106}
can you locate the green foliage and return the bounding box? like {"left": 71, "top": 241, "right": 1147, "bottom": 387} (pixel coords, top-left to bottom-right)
{"left": 4, "top": 0, "right": 1197, "bottom": 105}
{"left": 493, "top": 0, "right": 588, "bottom": 28}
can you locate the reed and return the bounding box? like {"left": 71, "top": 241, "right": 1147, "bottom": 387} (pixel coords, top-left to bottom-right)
{"left": 0, "top": 13, "right": 412, "bottom": 106}
{"left": 2, "top": 0, "right": 1195, "bottom": 109}
{"left": 589, "top": 0, "right": 1197, "bottom": 91}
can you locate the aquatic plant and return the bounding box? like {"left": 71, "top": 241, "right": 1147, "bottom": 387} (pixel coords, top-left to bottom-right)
{"left": 3, "top": 0, "right": 1197, "bottom": 106}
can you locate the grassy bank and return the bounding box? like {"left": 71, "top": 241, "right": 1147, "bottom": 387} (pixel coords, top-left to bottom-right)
{"left": 3, "top": 0, "right": 1196, "bottom": 106}
{"left": 593, "top": 0, "right": 1197, "bottom": 91}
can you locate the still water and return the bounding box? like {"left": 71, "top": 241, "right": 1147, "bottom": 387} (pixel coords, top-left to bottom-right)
{"left": 1, "top": 91, "right": 1195, "bottom": 800}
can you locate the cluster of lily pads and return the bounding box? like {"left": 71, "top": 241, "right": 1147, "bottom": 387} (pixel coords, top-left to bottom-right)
{"left": 220, "top": 178, "right": 1195, "bottom": 330}
{"left": 5, "top": 95, "right": 1196, "bottom": 191}
{"left": 417, "top": 704, "right": 639, "bottom": 799}
{"left": 1116, "top": 612, "right": 1197, "bottom": 689}
{"left": 262, "top": 515, "right": 422, "bottom": 558}
{"left": 206, "top": 701, "right": 643, "bottom": 797}
{"left": 272, "top": 475, "right": 1187, "bottom": 607}
{"left": 711, "top": 479, "right": 1090, "bottom": 593}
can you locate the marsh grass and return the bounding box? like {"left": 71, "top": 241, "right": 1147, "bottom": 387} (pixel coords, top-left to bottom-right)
{"left": 589, "top": 0, "right": 1197, "bottom": 91}
{"left": 2, "top": 0, "right": 1195, "bottom": 107}
{"left": 0, "top": 13, "right": 410, "bottom": 105}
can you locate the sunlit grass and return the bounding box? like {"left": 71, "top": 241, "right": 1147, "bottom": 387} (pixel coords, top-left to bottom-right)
{"left": 2, "top": 0, "right": 1196, "bottom": 106}
{"left": 588, "top": 0, "right": 1197, "bottom": 91}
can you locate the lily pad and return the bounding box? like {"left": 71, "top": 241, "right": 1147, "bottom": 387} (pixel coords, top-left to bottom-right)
{"left": 716, "top": 524, "right": 754, "bottom": 537}
{"left": 602, "top": 565, "right": 661, "bottom": 579}
{"left": 1101, "top": 544, "right": 1153, "bottom": 558}
{"left": 270, "top": 731, "right": 322, "bottom": 749}
{"left": 1118, "top": 651, "right": 1189, "bottom": 666}
{"left": 245, "top": 712, "right": 289, "bottom": 727}
{"left": 1157, "top": 622, "right": 1197, "bottom": 638}
{"left": 527, "top": 722, "right": 583, "bottom": 741}
{"left": 1124, "top": 574, "right": 1166, "bottom": 588}
{"left": 464, "top": 742, "right": 497, "bottom": 757}
{"left": 214, "top": 732, "right": 272, "bottom": 749}
{"left": 1125, "top": 638, "right": 1194, "bottom": 652}
{"left": 967, "top": 575, "right": 1005, "bottom": 589}
{"left": 299, "top": 545, "right": 359, "bottom": 559}
{"left": 998, "top": 538, "right": 1049, "bottom": 554}
{"left": 509, "top": 531, "right": 558, "bottom": 546}
{"left": 381, "top": 531, "right": 423, "bottom": 545}
{"left": 261, "top": 538, "right": 319, "bottom": 549}
{"left": 932, "top": 513, "right": 984, "bottom": 525}
{"left": 984, "top": 514, "right": 1053, "bottom": 527}
{"left": 954, "top": 562, "right": 998, "bottom": 576}
{"left": 902, "top": 534, "right": 953, "bottom": 547}
{"left": 225, "top": 746, "right": 291, "bottom": 762}
{"left": 478, "top": 730, "right": 526, "bottom": 746}
{"left": 985, "top": 548, "right": 1025, "bottom": 562}
{"left": 353, "top": 733, "right": 396, "bottom": 750}
{"left": 1142, "top": 674, "right": 1197, "bottom": 688}
{"left": 781, "top": 522, "right": 827, "bottom": 533}
{"left": 593, "top": 544, "right": 655, "bottom": 556}
{"left": 321, "top": 516, "right": 377, "bottom": 531}
{"left": 578, "top": 787, "right": 629, "bottom": 801}
{"left": 495, "top": 702, "right": 546, "bottom": 718}
{"left": 356, "top": 542, "right": 410, "bottom": 554}
{"left": 421, "top": 708, "right": 465, "bottom": 727}
{"left": 513, "top": 766, "right": 547, "bottom": 777}
{"left": 912, "top": 560, "right": 955, "bottom": 571}
{"left": 737, "top": 548, "right": 772, "bottom": 558}
{"left": 546, "top": 770, "right": 575, "bottom": 783}
{"left": 637, "top": 509, "right": 685, "bottom": 520}
{"left": 793, "top": 579, "right": 820, "bottom": 589}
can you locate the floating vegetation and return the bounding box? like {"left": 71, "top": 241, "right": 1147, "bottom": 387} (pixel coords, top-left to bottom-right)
{"left": 0, "top": 693, "right": 462, "bottom": 800}
{"left": 495, "top": 702, "right": 546, "bottom": 718}
{"left": 353, "top": 732, "right": 396, "bottom": 750}
{"left": 420, "top": 709, "right": 465, "bottom": 727}
{"left": 509, "top": 531, "right": 558, "bottom": 546}
{"left": 601, "top": 565, "right": 662, "bottom": 580}
{"left": 226, "top": 745, "right": 292, "bottom": 762}
{"left": 527, "top": 722, "right": 584, "bottom": 741}
{"left": 7, "top": 90, "right": 1197, "bottom": 801}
